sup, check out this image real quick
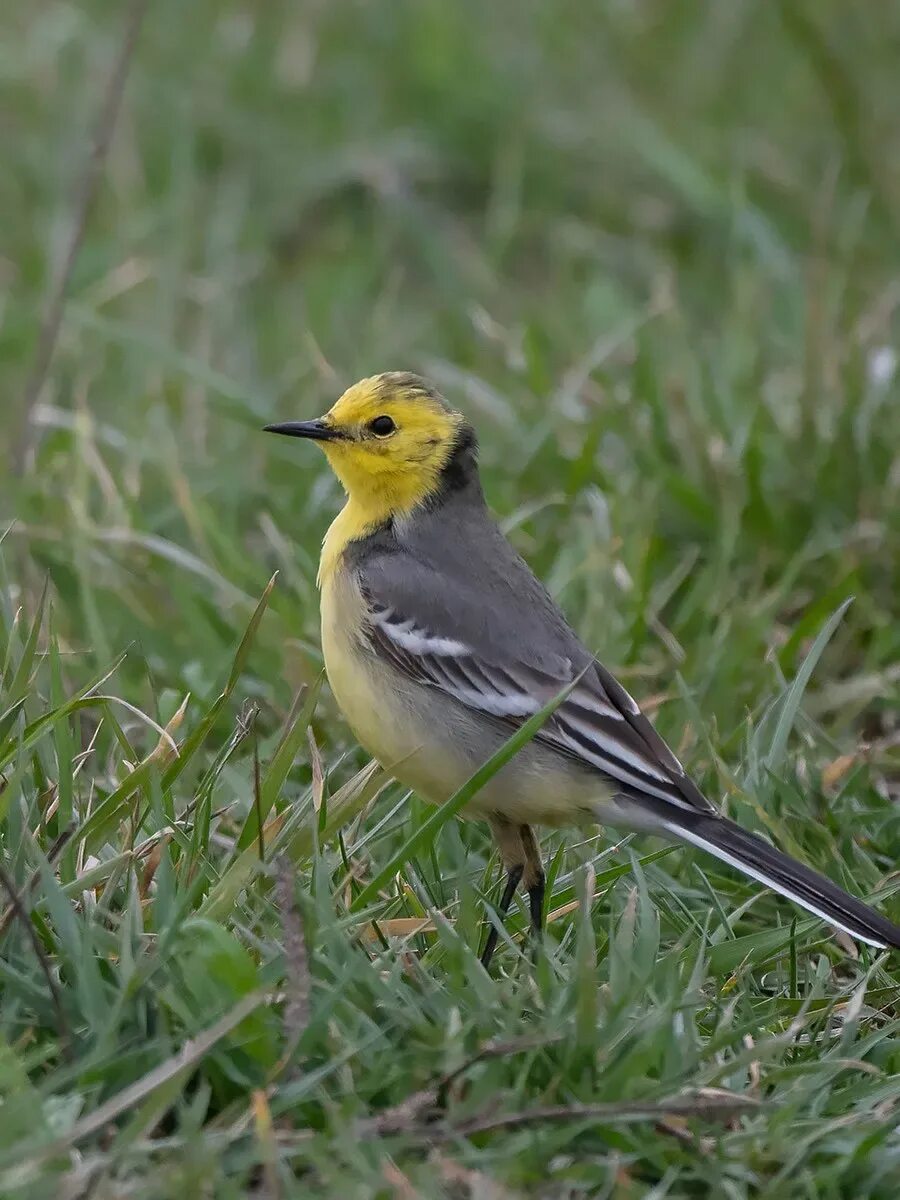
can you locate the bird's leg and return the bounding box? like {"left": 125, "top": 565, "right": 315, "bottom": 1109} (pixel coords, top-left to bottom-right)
{"left": 479, "top": 865, "right": 523, "bottom": 970}
{"left": 481, "top": 818, "right": 525, "bottom": 970}
{"left": 520, "top": 823, "right": 545, "bottom": 939}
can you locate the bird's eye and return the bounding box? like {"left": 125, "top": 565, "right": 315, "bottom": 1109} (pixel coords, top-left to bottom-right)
{"left": 369, "top": 415, "right": 396, "bottom": 437}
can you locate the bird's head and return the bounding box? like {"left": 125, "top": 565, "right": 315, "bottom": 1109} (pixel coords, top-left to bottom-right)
{"left": 265, "top": 372, "right": 477, "bottom": 519}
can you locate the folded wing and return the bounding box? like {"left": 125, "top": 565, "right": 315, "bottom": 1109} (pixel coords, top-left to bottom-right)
{"left": 363, "top": 586, "right": 716, "bottom": 817}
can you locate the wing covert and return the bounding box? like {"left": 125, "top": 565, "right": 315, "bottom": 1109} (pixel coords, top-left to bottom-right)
{"left": 360, "top": 576, "right": 715, "bottom": 815}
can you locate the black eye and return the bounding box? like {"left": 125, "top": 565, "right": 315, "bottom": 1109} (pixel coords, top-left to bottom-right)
{"left": 369, "top": 415, "right": 396, "bottom": 437}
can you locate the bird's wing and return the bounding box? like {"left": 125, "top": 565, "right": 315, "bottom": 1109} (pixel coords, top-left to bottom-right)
{"left": 358, "top": 563, "right": 716, "bottom": 815}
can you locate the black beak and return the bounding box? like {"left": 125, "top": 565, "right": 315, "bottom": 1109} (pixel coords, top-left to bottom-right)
{"left": 263, "top": 419, "right": 342, "bottom": 442}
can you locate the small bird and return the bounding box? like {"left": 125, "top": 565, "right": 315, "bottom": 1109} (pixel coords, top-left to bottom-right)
{"left": 266, "top": 372, "right": 900, "bottom": 966}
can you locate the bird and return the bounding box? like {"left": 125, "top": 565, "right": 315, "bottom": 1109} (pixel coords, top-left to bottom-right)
{"left": 265, "top": 371, "right": 900, "bottom": 967}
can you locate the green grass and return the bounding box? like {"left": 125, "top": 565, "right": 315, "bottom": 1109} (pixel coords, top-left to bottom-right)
{"left": 3, "top": 1, "right": 900, "bottom": 1195}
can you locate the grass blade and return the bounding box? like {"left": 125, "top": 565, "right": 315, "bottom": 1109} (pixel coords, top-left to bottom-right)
{"left": 235, "top": 675, "right": 323, "bottom": 853}
{"left": 764, "top": 597, "right": 854, "bottom": 776}
{"left": 351, "top": 676, "right": 580, "bottom": 912}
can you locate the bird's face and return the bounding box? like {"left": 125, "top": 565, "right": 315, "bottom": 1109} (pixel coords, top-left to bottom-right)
{"left": 266, "top": 372, "right": 470, "bottom": 516}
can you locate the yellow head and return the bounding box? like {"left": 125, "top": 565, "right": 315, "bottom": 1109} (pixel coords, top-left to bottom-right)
{"left": 265, "top": 372, "right": 475, "bottom": 522}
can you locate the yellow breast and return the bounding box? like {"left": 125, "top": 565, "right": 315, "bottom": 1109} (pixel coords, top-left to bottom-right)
{"left": 320, "top": 559, "right": 474, "bottom": 804}
{"left": 320, "top": 566, "right": 381, "bottom": 751}
{"left": 318, "top": 503, "right": 412, "bottom": 768}
{"left": 319, "top": 557, "right": 604, "bottom": 828}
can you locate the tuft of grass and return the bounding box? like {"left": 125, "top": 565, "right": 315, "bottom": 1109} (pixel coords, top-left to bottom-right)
{"left": 3, "top": 1, "right": 900, "bottom": 1194}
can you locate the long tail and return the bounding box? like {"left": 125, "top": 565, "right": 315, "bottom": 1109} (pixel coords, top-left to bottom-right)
{"left": 633, "top": 799, "right": 900, "bottom": 949}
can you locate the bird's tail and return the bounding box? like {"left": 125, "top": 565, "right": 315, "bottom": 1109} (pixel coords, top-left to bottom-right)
{"left": 630, "top": 797, "right": 900, "bottom": 949}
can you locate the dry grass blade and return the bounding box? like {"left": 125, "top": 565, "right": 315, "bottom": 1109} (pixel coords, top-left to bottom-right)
{"left": 307, "top": 726, "right": 325, "bottom": 811}
{"left": 442, "top": 1092, "right": 762, "bottom": 1139}
{"left": 352, "top": 1084, "right": 760, "bottom": 1142}
{"left": 361, "top": 917, "right": 437, "bottom": 941}
{"left": 274, "top": 856, "right": 310, "bottom": 1070}
{"left": 253, "top": 717, "right": 265, "bottom": 862}
{"left": 361, "top": 1089, "right": 440, "bottom": 1137}
{"left": 251, "top": 1089, "right": 282, "bottom": 1200}
{"left": 147, "top": 693, "right": 190, "bottom": 767}
{"left": 381, "top": 1160, "right": 421, "bottom": 1199}
{"left": 13, "top": 0, "right": 151, "bottom": 471}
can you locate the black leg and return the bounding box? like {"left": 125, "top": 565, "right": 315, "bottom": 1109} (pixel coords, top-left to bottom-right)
{"left": 480, "top": 863, "right": 523, "bottom": 970}
{"left": 527, "top": 869, "right": 546, "bottom": 936}
{"left": 520, "top": 824, "right": 545, "bottom": 942}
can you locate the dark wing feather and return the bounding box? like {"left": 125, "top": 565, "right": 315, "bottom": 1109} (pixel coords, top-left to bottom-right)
{"left": 363, "top": 590, "right": 715, "bottom": 815}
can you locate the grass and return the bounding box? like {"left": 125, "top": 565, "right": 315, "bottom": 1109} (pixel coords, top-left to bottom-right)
{"left": 3, "top": 1, "right": 900, "bottom": 1195}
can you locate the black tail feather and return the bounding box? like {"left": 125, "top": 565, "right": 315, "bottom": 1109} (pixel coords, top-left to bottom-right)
{"left": 631, "top": 797, "right": 900, "bottom": 949}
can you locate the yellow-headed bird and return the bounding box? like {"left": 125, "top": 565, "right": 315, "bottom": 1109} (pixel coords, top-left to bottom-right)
{"left": 266, "top": 371, "right": 900, "bottom": 967}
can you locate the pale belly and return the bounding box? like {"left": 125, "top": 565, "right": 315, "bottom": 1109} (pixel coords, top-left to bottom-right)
{"left": 320, "top": 571, "right": 607, "bottom": 828}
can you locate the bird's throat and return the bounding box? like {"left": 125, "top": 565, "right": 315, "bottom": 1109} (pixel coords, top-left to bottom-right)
{"left": 318, "top": 497, "right": 394, "bottom": 587}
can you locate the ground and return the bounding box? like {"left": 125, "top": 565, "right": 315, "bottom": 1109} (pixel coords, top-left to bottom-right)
{"left": 2, "top": 2, "right": 900, "bottom": 1196}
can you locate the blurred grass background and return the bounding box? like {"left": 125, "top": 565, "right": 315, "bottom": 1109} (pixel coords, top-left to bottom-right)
{"left": 2, "top": 1, "right": 900, "bottom": 1196}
